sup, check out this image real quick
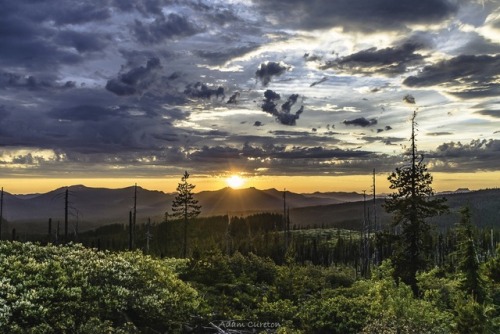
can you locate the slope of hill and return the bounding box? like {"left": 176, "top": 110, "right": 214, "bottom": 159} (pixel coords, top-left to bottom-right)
{"left": 1, "top": 185, "right": 349, "bottom": 233}
{"left": 302, "top": 191, "right": 366, "bottom": 203}
{"left": 289, "top": 189, "right": 500, "bottom": 230}
{"left": 196, "top": 187, "right": 342, "bottom": 216}
{"left": 3, "top": 185, "right": 171, "bottom": 222}
{"left": 290, "top": 199, "right": 388, "bottom": 230}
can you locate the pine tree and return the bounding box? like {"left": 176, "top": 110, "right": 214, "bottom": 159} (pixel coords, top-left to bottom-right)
{"left": 456, "top": 206, "right": 486, "bottom": 303}
{"left": 172, "top": 171, "right": 201, "bottom": 258}
{"left": 384, "top": 96, "right": 448, "bottom": 293}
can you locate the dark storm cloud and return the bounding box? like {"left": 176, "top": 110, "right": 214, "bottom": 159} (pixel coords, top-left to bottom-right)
{"left": 343, "top": 117, "right": 378, "bottom": 127}
{"left": 205, "top": 129, "right": 231, "bottom": 137}
{"left": 261, "top": 90, "right": 304, "bottom": 126}
{"left": 133, "top": 13, "right": 200, "bottom": 44}
{"left": 399, "top": 31, "right": 436, "bottom": 50}
{"left": 476, "top": 110, "right": 500, "bottom": 118}
{"left": 263, "top": 90, "right": 281, "bottom": 102}
{"left": 255, "top": 61, "right": 291, "bottom": 86}
{"left": 105, "top": 81, "right": 136, "bottom": 96}
{"left": 427, "top": 132, "right": 453, "bottom": 136}
{"left": 269, "top": 130, "right": 312, "bottom": 137}
{"left": 362, "top": 136, "right": 405, "bottom": 144}
{"left": 48, "top": 105, "right": 121, "bottom": 122}
{"left": 184, "top": 82, "right": 225, "bottom": 100}
{"left": 118, "top": 48, "right": 174, "bottom": 65}
{"left": 226, "top": 130, "right": 342, "bottom": 150}
{"left": 403, "top": 94, "right": 416, "bottom": 104}
{"left": 251, "top": 0, "right": 457, "bottom": 32}
{"left": 168, "top": 72, "right": 181, "bottom": 80}
{"left": 254, "top": 145, "right": 370, "bottom": 159}
{"left": 304, "top": 53, "right": 322, "bottom": 62}
{"left": 227, "top": 92, "right": 240, "bottom": 104}
{"left": 2, "top": 0, "right": 110, "bottom": 26}
{"left": 281, "top": 94, "right": 301, "bottom": 114}
{"left": 0, "top": 1, "right": 116, "bottom": 71}
{"left": 182, "top": 0, "right": 245, "bottom": 25}
{"left": 310, "top": 77, "right": 328, "bottom": 87}
{"left": 196, "top": 44, "right": 260, "bottom": 65}
{"left": 454, "top": 32, "right": 500, "bottom": 55}
{"left": 403, "top": 55, "right": 500, "bottom": 98}
{"left": 189, "top": 146, "right": 241, "bottom": 162}
{"left": 428, "top": 139, "right": 500, "bottom": 171}
{"left": 321, "top": 43, "right": 425, "bottom": 75}
{"left": 0, "top": 107, "right": 180, "bottom": 155}
{"left": 435, "top": 139, "right": 498, "bottom": 158}
{"left": 0, "top": 80, "right": 188, "bottom": 155}
{"left": 0, "top": 72, "right": 76, "bottom": 91}
{"left": 271, "top": 146, "right": 372, "bottom": 159}
{"left": 112, "top": 0, "right": 161, "bottom": 16}
{"left": 55, "top": 30, "right": 109, "bottom": 53}
{"left": 0, "top": 22, "right": 82, "bottom": 70}
{"left": 206, "top": 8, "right": 241, "bottom": 25}
{"left": 10, "top": 153, "right": 47, "bottom": 165}
{"left": 106, "top": 58, "right": 162, "bottom": 96}
{"left": 45, "top": 3, "right": 111, "bottom": 26}
{"left": 264, "top": 130, "right": 343, "bottom": 146}
{"left": 111, "top": 0, "right": 170, "bottom": 16}
{"left": 261, "top": 90, "right": 280, "bottom": 113}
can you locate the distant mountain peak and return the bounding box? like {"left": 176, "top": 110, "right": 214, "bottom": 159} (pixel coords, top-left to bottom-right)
{"left": 69, "top": 184, "right": 88, "bottom": 189}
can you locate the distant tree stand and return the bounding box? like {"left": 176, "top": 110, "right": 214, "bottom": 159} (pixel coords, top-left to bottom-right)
{"left": 456, "top": 206, "right": 486, "bottom": 303}
{"left": 171, "top": 171, "right": 201, "bottom": 258}
{"left": 384, "top": 96, "right": 448, "bottom": 294}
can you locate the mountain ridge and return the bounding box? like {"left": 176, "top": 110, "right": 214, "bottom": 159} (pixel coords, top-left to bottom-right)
{"left": 0, "top": 185, "right": 358, "bottom": 228}
{"left": 1, "top": 185, "right": 497, "bottom": 234}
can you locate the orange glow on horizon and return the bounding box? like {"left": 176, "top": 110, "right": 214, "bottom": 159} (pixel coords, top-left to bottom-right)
{"left": 1, "top": 171, "right": 499, "bottom": 195}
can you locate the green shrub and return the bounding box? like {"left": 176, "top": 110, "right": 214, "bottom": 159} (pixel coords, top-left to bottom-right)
{"left": 299, "top": 294, "right": 369, "bottom": 334}
{"left": 361, "top": 261, "right": 454, "bottom": 334}
{"left": 454, "top": 295, "right": 491, "bottom": 334}
{"left": 0, "top": 241, "right": 199, "bottom": 333}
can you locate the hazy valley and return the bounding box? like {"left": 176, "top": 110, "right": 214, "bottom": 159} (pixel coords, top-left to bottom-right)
{"left": 2, "top": 185, "right": 498, "bottom": 235}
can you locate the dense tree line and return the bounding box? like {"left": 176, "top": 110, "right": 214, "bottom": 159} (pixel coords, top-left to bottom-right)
{"left": 66, "top": 212, "right": 498, "bottom": 277}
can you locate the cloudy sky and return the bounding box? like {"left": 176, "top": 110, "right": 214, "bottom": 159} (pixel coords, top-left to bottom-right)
{"left": 1, "top": 0, "right": 499, "bottom": 193}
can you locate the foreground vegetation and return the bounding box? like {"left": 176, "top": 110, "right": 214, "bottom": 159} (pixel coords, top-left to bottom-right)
{"left": 0, "top": 240, "right": 498, "bottom": 333}
{"left": 0, "top": 242, "right": 198, "bottom": 333}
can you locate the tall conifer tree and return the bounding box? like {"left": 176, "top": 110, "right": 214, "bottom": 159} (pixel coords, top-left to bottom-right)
{"left": 384, "top": 95, "right": 448, "bottom": 293}
{"left": 172, "top": 171, "right": 201, "bottom": 258}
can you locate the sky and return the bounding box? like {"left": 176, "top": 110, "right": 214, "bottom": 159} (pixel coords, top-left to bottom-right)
{"left": 1, "top": 0, "right": 500, "bottom": 194}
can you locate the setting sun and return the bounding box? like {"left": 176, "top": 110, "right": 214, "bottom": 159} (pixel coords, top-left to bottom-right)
{"left": 226, "top": 175, "right": 245, "bottom": 189}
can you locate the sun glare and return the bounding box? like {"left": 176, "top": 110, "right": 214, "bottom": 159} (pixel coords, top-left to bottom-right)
{"left": 226, "top": 175, "right": 245, "bottom": 189}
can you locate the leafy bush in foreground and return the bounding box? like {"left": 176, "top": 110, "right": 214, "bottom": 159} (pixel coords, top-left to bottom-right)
{"left": 0, "top": 241, "right": 198, "bottom": 333}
